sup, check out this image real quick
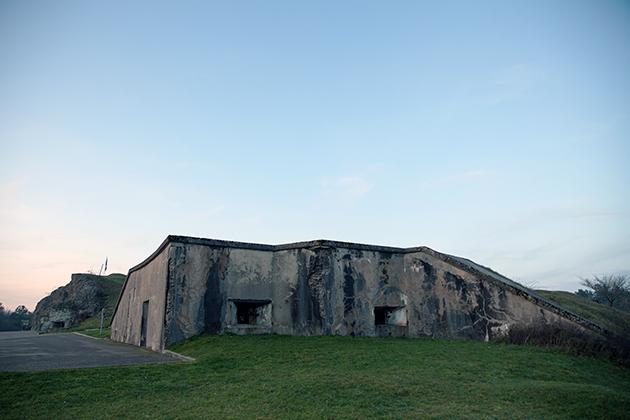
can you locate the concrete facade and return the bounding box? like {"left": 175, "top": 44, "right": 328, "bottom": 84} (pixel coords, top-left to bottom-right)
{"left": 111, "top": 236, "right": 607, "bottom": 352}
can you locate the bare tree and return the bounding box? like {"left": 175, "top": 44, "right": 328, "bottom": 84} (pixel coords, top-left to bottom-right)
{"left": 580, "top": 274, "right": 629, "bottom": 307}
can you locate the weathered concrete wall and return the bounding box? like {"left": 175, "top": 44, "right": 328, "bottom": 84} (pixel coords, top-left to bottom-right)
{"left": 222, "top": 248, "right": 275, "bottom": 333}
{"left": 111, "top": 236, "right": 607, "bottom": 352}
{"left": 163, "top": 244, "right": 226, "bottom": 346}
{"left": 110, "top": 245, "right": 169, "bottom": 352}
{"left": 401, "top": 250, "right": 570, "bottom": 340}
{"left": 328, "top": 247, "right": 409, "bottom": 337}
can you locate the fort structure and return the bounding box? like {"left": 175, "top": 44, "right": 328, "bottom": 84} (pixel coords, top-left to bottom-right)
{"left": 110, "top": 235, "right": 607, "bottom": 353}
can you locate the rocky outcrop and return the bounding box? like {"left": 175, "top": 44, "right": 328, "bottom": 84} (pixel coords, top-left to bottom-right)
{"left": 33, "top": 274, "right": 110, "bottom": 333}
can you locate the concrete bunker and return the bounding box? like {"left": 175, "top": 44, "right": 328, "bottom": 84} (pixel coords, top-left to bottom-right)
{"left": 110, "top": 235, "right": 611, "bottom": 352}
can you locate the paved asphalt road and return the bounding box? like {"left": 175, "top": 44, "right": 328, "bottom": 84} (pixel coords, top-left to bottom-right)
{"left": 0, "top": 330, "right": 178, "bottom": 372}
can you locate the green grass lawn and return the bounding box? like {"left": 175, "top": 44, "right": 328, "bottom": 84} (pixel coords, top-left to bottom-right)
{"left": 2, "top": 334, "right": 629, "bottom": 419}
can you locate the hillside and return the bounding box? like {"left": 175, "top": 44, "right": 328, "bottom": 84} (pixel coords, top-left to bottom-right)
{"left": 32, "top": 273, "right": 125, "bottom": 333}
{"left": 534, "top": 289, "right": 630, "bottom": 337}
{"left": 90, "top": 273, "right": 126, "bottom": 311}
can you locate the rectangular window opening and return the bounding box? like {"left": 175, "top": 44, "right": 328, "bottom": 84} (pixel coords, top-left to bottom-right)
{"left": 229, "top": 299, "right": 272, "bottom": 326}
{"left": 53, "top": 321, "right": 65, "bottom": 329}
{"left": 374, "top": 306, "right": 407, "bottom": 326}
{"left": 236, "top": 302, "right": 264, "bottom": 325}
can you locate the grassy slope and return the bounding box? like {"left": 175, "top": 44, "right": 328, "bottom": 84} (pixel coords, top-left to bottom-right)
{"left": 1, "top": 334, "right": 629, "bottom": 419}
{"left": 64, "top": 273, "right": 125, "bottom": 334}
{"left": 534, "top": 290, "right": 630, "bottom": 337}
{"left": 90, "top": 273, "right": 126, "bottom": 310}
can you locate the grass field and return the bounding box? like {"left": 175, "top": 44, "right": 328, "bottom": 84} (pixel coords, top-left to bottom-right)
{"left": 1, "top": 334, "right": 629, "bottom": 419}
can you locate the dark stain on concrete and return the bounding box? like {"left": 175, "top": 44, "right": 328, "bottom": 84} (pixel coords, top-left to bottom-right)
{"left": 343, "top": 263, "right": 355, "bottom": 316}
{"left": 420, "top": 260, "right": 437, "bottom": 287}
{"left": 291, "top": 251, "right": 325, "bottom": 334}
{"left": 204, "top": 247, "right": 228, "bottom": 335}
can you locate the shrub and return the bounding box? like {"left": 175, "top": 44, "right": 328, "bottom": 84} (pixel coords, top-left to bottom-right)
{"left": 495, "top": 322, "right": 630, "bottom": 367}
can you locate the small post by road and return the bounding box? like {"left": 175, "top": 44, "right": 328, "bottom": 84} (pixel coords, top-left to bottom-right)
{"left": 100, "top": 308, "right": 104, "bottom": 334}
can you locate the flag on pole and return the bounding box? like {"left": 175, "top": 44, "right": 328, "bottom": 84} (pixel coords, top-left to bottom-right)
{"left": 104, "top": 257, "right": 108, "bottom": 272}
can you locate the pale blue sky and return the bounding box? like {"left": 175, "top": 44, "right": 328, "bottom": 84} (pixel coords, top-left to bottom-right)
{"left": 1, "top": 1, "right": 629, "bottom": 311}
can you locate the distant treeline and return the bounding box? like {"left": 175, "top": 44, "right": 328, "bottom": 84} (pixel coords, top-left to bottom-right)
{"left": 0, "top": 303, "right": 32, "bottom": 331}
{"left": 575, "top": 289, "right": 630, "bottom": 312}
